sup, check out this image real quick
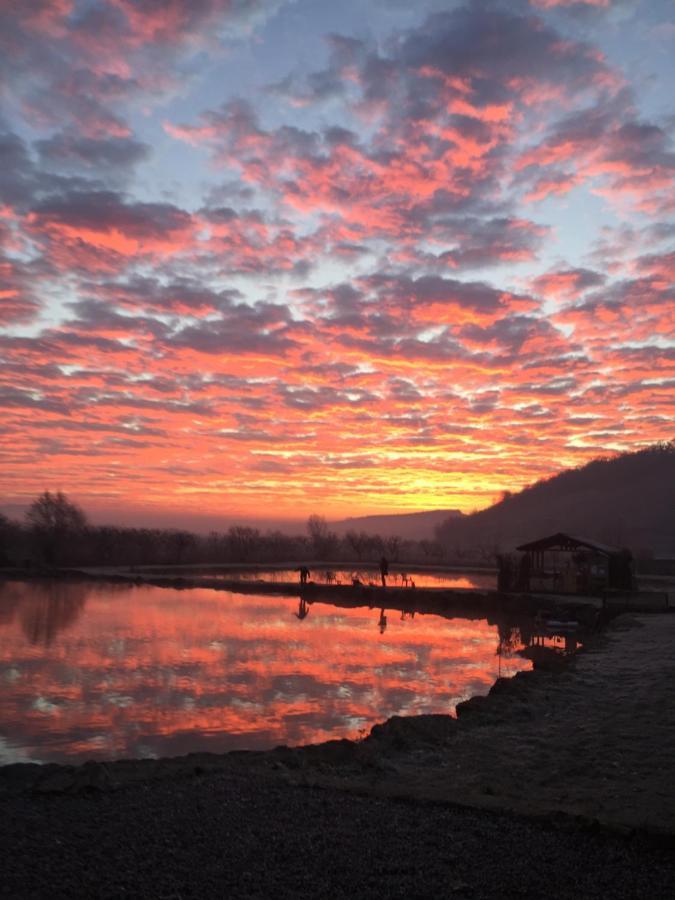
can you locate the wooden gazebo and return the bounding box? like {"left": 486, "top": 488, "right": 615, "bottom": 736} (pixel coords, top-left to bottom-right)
{"left": 514, "top": 532, "right": 633, "bottom": 594}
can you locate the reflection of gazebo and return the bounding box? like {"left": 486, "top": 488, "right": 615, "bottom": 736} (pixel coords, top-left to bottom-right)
{"left": 514, "top": 532, "right": 633, "bottom": 595}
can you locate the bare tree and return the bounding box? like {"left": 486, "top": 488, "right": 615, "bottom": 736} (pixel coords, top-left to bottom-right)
{"left": 307, "top": 514, "right": 338, "bottom": 560}
{"left": 420, "top": 539, "right": 444, "bottom": 561}
{"left": 227, "top": 526, "right": 261, "bottom": 562}
{"left": 385, "top": 535, "right": 402, "bottom": 562}
{"left": 164, "top": 529, "right": 197, "bottom": 565}
{"left": 0, "top": 513, "right": 13, "bottom": 565}
{"left": 26, "top": 491, "right": 87, "bottom": 565}
{"left": 345, "top": 530, "right": 369, "bottom": 561}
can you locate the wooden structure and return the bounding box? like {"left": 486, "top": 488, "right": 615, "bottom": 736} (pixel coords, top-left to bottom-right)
{"left": 513, "top": 532, "right": 633, "bottom": 595}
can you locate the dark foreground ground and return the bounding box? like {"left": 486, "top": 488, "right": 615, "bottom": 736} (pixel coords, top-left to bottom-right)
{"left": 2, "top": 767, "right": 675, "bottom": 900}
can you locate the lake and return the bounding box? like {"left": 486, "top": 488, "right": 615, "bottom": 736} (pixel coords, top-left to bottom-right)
{"left": 210, "top": 568, "right": 495, "bottom": 589}
{"left": 0, "top": 578, "right": 529, "bottom": 765}
{"left": 135, "top": 566, "right": 497, "bottom": 590}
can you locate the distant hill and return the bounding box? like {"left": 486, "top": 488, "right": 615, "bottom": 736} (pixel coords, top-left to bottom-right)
{"left": 435, "top": 443, "right": 675, "bottom": 557}
{"left": 332, "top": 509, "right": 464, "bottom": 540}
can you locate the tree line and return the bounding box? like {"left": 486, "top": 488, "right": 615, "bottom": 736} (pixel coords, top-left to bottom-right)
{"left": 0, "top": 492, "right": 448, "bottom": 569}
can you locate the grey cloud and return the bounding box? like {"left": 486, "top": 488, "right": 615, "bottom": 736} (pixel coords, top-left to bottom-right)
{"left": 167, "top": 302, "right": 297, "bottom": 356}
{"left": 89, "top": 275, "right": 243, "bottom": 315}
{"left": 31, "top": 190, "right": 191, "bottom": 238}
{"left": 36, "top": 133, "right": 150, "bottom": 177}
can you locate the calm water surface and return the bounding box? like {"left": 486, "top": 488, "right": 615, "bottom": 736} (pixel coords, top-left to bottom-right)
{"left": 0, "top": 579, "right": 528, "bottom": 765}
{"left": 207, "top": 569, "right": 496, "bottom": 590}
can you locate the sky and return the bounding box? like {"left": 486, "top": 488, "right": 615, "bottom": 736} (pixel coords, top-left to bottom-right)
{"left": 1, "top": 0, "right": 674, "bottom": 528}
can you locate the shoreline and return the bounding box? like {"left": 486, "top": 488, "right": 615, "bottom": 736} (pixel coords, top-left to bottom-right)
{"left": 2, "top": 610, "right": 673, "bottom": 840}
{"left": 0, "top": 567, "right": 603, "bottom": 621}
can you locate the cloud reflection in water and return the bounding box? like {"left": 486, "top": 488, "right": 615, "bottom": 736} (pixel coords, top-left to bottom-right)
{"left": 0, "top": 581, "right": 530, "bottom": 764}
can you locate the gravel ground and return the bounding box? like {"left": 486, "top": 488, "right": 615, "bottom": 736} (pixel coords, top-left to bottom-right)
{"left": 2, "top": 768, "right": 675, "bottom": 899}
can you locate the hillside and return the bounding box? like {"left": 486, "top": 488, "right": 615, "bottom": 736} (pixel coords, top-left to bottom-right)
{"left": 435, "top": 443, "right": 675, "bottom": 557}
{"left": 332, "top": 509, "right": 464, "bottom": 540}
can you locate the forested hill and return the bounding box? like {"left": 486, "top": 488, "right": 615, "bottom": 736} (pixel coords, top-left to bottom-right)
{"left": 435, "top": 443, "right": 675, "bottom": 557}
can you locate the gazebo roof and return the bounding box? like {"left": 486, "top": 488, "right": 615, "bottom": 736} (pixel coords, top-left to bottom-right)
{"left": 516, "top": 532, "right": 620, "bottom": 556}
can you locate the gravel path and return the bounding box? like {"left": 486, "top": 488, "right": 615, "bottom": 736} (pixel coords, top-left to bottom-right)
{"left": 2, "top": 768, "right": 675, "bottom": 899}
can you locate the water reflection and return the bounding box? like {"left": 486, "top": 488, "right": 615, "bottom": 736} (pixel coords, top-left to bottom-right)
{"left": 0, "top": 579, "right": 534, "bottom": 766}
{"left": 0, "top": 580, "right": 89, "bottom": 646}
{"left": 295, "top": 597, "right": 310, "bottom": 620}
{"left": 159, "top": 567, "right": 496, "bottom": 591}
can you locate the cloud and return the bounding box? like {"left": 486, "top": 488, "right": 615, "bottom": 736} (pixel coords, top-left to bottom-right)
{"left": 0, "top": 247, "right": 42, "bottom": 325}
{"left": 89, "top": 275, "right": 244, "bottom": 316}
{"left": 517, "top": 98, "right": 675, "bottom": 214}
{"left": 36, "top": 133, "right": 150, "bottom": 178}
{"left": 0, "top": 1, "right": 672, "bottom": 518}
{"left": 169, "top": 1, "right": 617, "bottom": 280}
{"left": 531, "top": 267, "right": 606, "bottom": 299}
{"left": 26, "top": 190, "right": 195, "bottom": 271}
{"left": 166, "top": 301, "right": 299, "bottom": 357}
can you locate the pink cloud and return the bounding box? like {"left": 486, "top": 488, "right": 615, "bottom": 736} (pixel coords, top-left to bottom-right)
{"left": 0, "top": 1, "right": 672, "bottom": 519}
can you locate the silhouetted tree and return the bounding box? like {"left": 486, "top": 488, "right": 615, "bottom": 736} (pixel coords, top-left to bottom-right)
{"left": 307, "top": 514, "right": 338, "bottom": 559}
{"left": 26, "top": 491, "right": 87, "bottom": 565}
{"left": 0, "top": 513, "right": 12, "bottom": 565}
{"left": 419, "top": 539, "right": 444, "bottom": 561}
{"left": 227, "top": 526, "right": 261, "bottom": 562}
{"left": 164, "top": 529, "right": 197, "bottom": 564}
{"left": 206, "top": 530, "right": 227, "bottom": 563}
{"left": 385, "top": 535, "right": 402, "bottom": 562}
{"left": 345, "top": 530, "right": 369, "bottom": 561}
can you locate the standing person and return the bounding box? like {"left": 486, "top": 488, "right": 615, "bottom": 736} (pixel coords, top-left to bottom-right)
{"left": 379, "top": 555, "right": 389, "bottom": 587}
{"left": 296, "top": 565, "right": 310, "bottom": 585}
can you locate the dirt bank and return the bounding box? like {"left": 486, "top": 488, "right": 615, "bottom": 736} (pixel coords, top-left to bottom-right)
{"left": 303, "top": 612, "right": 675, "bottom": 836}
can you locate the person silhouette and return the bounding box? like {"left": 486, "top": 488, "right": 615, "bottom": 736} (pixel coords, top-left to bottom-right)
{"left": 378, "top": 608, "right": 387, "bottom": 634}
{"left": 379, "top": 556, "right": 389, "bottom": 587}
{"left": 296, "top": 566, "right": 310, "bottom": 585}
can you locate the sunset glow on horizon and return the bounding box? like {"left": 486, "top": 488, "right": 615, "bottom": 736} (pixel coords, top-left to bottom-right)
{"left": 1, "top": 0, "right": 674, "bottom": 526}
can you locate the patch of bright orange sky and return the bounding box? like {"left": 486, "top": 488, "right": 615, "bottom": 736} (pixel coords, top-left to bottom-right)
{"left": 0, "top": 0, "right": 673, "bottom": 528}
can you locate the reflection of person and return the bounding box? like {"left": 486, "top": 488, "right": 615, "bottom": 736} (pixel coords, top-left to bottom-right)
{"left": 295, "top": 597, "right": 309, "bottom": 620}
{"left": 378, "top": 608, "right": 387, "bottom": 634}
{"left": 379, "top": 556, "right": 389, "bottom": 587}
{"left": 296, "top": 566, "right": 310, "bottom": 585}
